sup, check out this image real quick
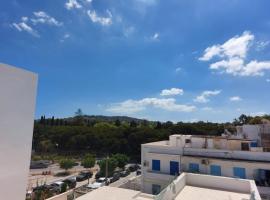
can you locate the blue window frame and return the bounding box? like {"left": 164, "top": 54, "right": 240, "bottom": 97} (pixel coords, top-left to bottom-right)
{"left": 152, "top": 184, "right": 161, "bottom": 195}
{"left": 210, "top": 165, "right": 221, "bottom": 176}
{"left": 233, "top": 167, "right": 246, "bottom": 179}
{"left": 170, "top": 161, "right": 179, "bottom": 175}
{"left": 189, "top": 163, "right": 199, "bottom": 173}
{"left": 152, "top": 160, "right": 160, "bottom": 171}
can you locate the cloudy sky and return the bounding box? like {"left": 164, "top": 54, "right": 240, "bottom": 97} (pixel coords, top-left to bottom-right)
{"left": 1, "top": 0, "right": 270, "bottom": 122}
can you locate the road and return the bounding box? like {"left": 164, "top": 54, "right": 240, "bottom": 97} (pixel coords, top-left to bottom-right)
{"left": 27, "top": 163, "right": 99, "bottom": 189}
{"left": 109, "top": 172, "right": 137, "bottom": 187}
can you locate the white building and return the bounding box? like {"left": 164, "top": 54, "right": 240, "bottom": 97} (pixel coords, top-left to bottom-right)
{"left": 0, "top": 63, "right": 38, "bottom": 200}
{"left": 141, "top": 129, "right": 270, "bottom": 196}
{"left": 75, "top": 173, "right": 261, "bottom": 200}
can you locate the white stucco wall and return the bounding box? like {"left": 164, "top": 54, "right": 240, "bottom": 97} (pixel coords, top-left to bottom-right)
{"left": 181, "top": 156, "right": 270, "bottom": 179}
{"left": 0, "top": 63, "right": 38, "bottom": 200}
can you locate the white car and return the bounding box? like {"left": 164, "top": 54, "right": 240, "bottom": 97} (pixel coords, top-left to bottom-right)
{"left": 50, "top": 181, "right": 65, "bottom": 193}
{"left": 86, "top": 177, "right": 107, "bottom": 189}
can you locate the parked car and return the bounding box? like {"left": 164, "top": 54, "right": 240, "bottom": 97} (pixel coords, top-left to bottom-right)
{"left": 50, "top": 181, "right": 65, "bottom": 193}
{"left": 95, "top": 171, "right": 102, "bottom": 179}
{"left": 33, "top": 184, "right": 56, "bottom": 194}
{"left": 86, "top": 177, "right": 107, "bottom": 189}
{"left": 30, "top": 161, "right": 49, "bottom": 169}
{"left": 125, "top": 164, "right": 140, "bottom": 172}
{"left": 108, "top": 172, "right": 120, "bottom": 183}
{"left": 63, "top": 177, "right": 77, "bottom": 189}
{"left": 120, "top": 170, "right": 130, "bottom": 177}
{"left": 76, "top": 171, "right": 93, "bottom": 182}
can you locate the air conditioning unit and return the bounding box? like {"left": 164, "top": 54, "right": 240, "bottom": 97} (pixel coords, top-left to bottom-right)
{"left": 201, "top": 159, "right": 209, "bottom": 165}
{"left": 143, "top": 160, "right": 149, "bottom": 167}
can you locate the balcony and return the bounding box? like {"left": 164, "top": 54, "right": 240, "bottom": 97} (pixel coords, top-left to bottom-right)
{"left": 144, "top": 170, "right": 175, "bottom": 182}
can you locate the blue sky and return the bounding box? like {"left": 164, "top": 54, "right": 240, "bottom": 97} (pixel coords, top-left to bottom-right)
{"left": 1, "top": 0, "right": 270, "bottom": 122}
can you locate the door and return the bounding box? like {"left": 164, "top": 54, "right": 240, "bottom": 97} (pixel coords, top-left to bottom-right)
{"left": 233, "top": 167, "right": 246, "bottom": 179}
{"left": 152, "top": 184, "right": 161, "bottom": 195}
{"left": 170, "top": 161, "right": 179, "bottom": 175}
{"left": 210, "top": 165, "right": 221, "bottom": 176}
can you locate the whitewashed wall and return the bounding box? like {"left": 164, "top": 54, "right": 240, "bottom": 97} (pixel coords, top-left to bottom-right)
{"left": 0, "top": 63, "right": 37, "bottom": 200}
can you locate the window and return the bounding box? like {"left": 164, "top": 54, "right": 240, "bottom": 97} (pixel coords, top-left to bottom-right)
{"left": 170, "top": 161, "right": 179, "bottom": 175}
{"left": 152, "top": 160, "right": 160, "bottom": 171}
{"left": 241, "top": 143, "right": 249, "bottom": 151}
{"left": 189, "top": 163, "right": 199, "bottom": 173}
{"left": 233, "top": 167, "right": 246, "bottom": 179}
{"left": 185, "top": 139, "right": 191, "bottom": 144}
{"left": 210, "top": 165, "right": 221, "bottom": 176}
{"left": 152, "top": 184, "right": 161, "bottom": 195}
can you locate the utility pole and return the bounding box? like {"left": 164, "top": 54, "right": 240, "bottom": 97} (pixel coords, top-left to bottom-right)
{"left": 105, "top": 155, "right": 109, "bottom": 179}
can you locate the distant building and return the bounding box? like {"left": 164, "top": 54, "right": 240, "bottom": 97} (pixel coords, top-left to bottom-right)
{"left": 141, "top": 124, "right": 270, "bottom": 197}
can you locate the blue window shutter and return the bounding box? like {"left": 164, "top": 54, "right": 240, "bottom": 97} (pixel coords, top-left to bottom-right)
{"left": 210, "top": 165, "right": 221, "bottom": 176}
{"left": 170, "top": 161, "right": 179, "bottom": 175}
{"left": 250, "top": 141, "right": 257, "bottom": 147}
{"left": 189, "top": 163, "right": 199, "bottom": 173}
{"left": 152, "top": 160, "right": 160, "bottom": 171}
{"left": 233, "top": 167, "right": 246, "bottom": 179}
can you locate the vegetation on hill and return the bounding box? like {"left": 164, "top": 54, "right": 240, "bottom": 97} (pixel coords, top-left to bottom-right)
{"left": 33, "top": 109, "right": 270, "bottom": 161}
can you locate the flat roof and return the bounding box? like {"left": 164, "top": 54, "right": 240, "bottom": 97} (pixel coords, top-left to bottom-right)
{"left": 175, "top": 185, "right": 250, "bottom": 200}
{"left": 76, "top": 186, "right": 143, "bottom": 200}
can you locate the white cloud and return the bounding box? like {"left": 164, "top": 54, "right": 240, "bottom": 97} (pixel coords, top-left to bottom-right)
{"left": 201, "top": 107, "right": 213, "bottom": 111}
{"left": 175, "top": 67, "right": 181, "bottom": 73}
{"left": 199, "top": 31, "right": 270, "bottom": 76}
{"left": 160, "top": 88, "right": 183, "bottom": 96}
{"left": 123, "top": 26, "right": 135, "bottom": 38}
{"left": 266, "top": 79, "right": 270, "bottom": 82}
{"left": 230, "top": 96, "right": 242, "bottom": 102}
{"left": 32, "top": 11, "right": 62, "bottom": 26}
{"left": 150, "top": 32, "right": 159, "bottom": 41}
{"left": 136, "top": 0, "right": 158, "bottom": 6}
{"left": 87, "top": 10, "right": 112, "bottom": 26}
{"left": 60, "top": 33, "right": 70, "bottom": 42}
{"left": 21, "top": 17, "right": 28, "bottom": 22}
{"left": 194, "top": 90, "right": 221, "bottom": 103}
{"left": 256, "top": 41, "right": 270, "bottom": 51}
{"left": 65, "top": 0, "right": 82, "bottom": 10}
{"left": 106, "top": 98, "right": 196, "bottom": 114}
{"left": 199, "top": 31, "right": 254, "bottom": 61}
{"left": 12, "top": 22, "right": 39, "bottom": 37}
{"left": 250, "top": 111, "right": 267, "bottom": 117}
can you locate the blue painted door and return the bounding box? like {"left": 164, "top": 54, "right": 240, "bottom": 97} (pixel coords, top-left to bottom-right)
{"left": 152, "top": 160, "right": 160, "bottom": 171}
{"left": 233, "top": 167, "right": 246, "bottom": 179}
{"left": 210, "top": 165, "right": 221, "bottom": 176}
{"left": 189, "top": 163, "right": 199, "bottom": 173}
{"left": 170, "top": 161, "right": 179, "bottom": 175}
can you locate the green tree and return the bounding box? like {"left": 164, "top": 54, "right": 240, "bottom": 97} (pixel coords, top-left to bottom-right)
{"left": 130, "top": 120, "right": 137, "bottom": 128}
{"left": 74, "top": 108, "right": 84, "bottom": 126}
{"left": 81, "top": 154, "right": 95, "bottom": 183}
{"left": 98, "top": 157, "right": 118, "bottom": 177}
{"left": 114, "top": 119, "right": 121, "bottom": 127}
{"left": 59, "top": 159, "right": 74, "bottom": 172}
{"left": 111, "top": 154, "right": 129, "bottom": 168}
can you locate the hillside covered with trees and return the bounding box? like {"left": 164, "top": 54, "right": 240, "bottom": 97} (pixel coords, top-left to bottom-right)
{"left": 33, "top": 109, "right": 270, "bottom": 161}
